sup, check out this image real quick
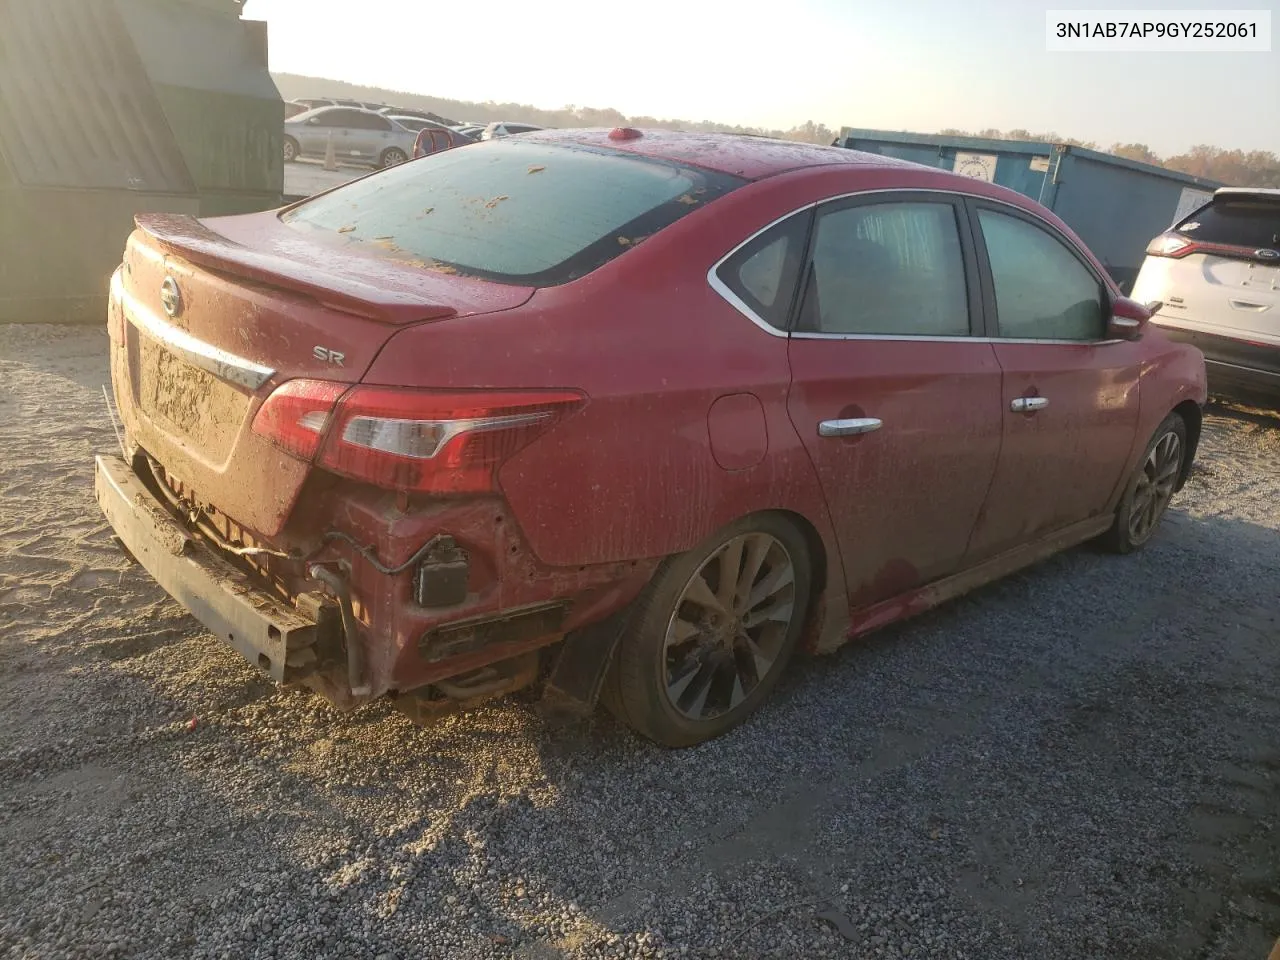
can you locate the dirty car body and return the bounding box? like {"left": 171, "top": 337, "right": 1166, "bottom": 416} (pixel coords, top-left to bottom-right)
{"left": 97, "top": 129, "right": 1207, "bottom": 744}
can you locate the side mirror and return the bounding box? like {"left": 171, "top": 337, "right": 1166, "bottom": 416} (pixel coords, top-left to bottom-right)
{"left": 1106, "top": 295, "right": 1152, "bottom": 341}
{"left": 306, "top": 117, "right": 320, "bottom": 125}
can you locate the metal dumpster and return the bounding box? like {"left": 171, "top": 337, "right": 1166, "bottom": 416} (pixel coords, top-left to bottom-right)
{"left": 0, "top": 0, "right": 282, "bottom": 324}
{"left": 836, "top": 128, "right": 1222, "bottom": 292}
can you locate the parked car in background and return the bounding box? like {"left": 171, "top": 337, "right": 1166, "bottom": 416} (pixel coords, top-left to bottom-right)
{"left": 283, "top": 106, "right": 417, "bottom": 168}
{"left": 1132, "top": 188, "right": 1280, "bottom": 405}
{"left": 96, "top": 130, "right": 1205, "bottom": 749}
{"left": 480, "top": 121, "right": 545, "bottom": 140}
{"left": 381, "top": 107, "right": 458, "bottom": 126}
{"left": 452, "top": 124, "right": 485, "bottom": 139}
{"left": 284, "top": 100, "right": 310, "bottom": 119}
{"left": 388, "top": 116, "right": 452, "bottom": 135}
{"left": 294, "top": 97, "right": 336, "bottom": 110}
{"left": 410, "top": 124, "right": 475, "bottom": 158}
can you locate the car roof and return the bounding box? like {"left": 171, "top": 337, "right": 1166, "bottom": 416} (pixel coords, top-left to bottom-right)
{"left": 519, "top": 128, "right": 918, "bottom": 180}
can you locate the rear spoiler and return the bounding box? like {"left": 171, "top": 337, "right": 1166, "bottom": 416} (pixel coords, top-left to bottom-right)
{"left": 134, "top": 213, "right": 458, "bottom": 325}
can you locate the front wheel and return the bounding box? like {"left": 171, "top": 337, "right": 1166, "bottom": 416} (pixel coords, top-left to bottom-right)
{"left": 282, "top": 136, "right": 299, "bottom": 163}
{"left": 605, "top": 514, "right": 813, "bottom": 747}
{"left": 1100, "top": 412, "right": 1187, "bottom": 554}
{"left": 379, "top": 147, "right": 408, "bottom": 168}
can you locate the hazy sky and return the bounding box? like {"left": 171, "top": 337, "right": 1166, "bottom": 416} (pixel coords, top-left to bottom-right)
{"left": 242, "top": 0, "right": 1278, "bottom": 156}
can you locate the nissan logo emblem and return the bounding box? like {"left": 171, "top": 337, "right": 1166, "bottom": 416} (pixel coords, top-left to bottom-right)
{"left": 160, "top": 276, "right": 182, "bottom": 318}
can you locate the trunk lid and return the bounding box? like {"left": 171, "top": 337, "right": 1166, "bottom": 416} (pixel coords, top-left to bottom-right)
{"left": 115, "top": 211, "right": 533, "bottom": 538}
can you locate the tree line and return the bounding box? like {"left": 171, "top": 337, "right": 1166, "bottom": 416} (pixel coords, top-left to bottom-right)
{"left": 273, "top": 74, "right": 1278, "bottom": 187}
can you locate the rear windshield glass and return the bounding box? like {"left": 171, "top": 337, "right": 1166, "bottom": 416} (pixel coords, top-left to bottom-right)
{"left": 1177, "top": 196, "right": 1280, "bottom": 249}
{"left": 281, "top": 140, "right": 745, "bottom": 286}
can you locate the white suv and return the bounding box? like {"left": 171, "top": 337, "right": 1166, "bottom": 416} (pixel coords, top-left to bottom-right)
{"left": 1131, "top": 188, "right": 1280, "bottom": 403}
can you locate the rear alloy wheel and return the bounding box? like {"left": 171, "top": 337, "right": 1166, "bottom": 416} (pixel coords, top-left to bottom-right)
{"left": 1101, "top": 412, "right": 1187, "bottom": 553}
{"left": 380, "top": 148, "right": 408, "bottom": 168}
{"left": 606, "top": 515, "right": 812, "bottom": 747}
{"left": 282, "top": 136, "right": 299, "bottom": 163}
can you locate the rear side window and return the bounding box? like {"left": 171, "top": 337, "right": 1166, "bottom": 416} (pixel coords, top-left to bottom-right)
{"left": 318, "top": 109, "right": 360, "bottom": 127}
{"left": 282, "top": 140, "right": 744, "bottom": 286}
{"left": 348, "top": 112, "right": 392, "bottom": 131}
{"left": 797, "top": 201, "right": 970, "bottom": 336}
{"left": 1177, "top": 196, "right": 1280, "bottom": 249}
{"left": 714, "top": 211, "right": 810, "bottom": 330}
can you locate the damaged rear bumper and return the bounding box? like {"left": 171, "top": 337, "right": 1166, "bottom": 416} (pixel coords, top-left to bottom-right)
{"left": 94, "top": 454, "right": 320, "bottom": 683}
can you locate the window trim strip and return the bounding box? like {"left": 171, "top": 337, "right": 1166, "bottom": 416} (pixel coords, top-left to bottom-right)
{"left": 707, "top": 186, "right": 1118, "bottom": 345}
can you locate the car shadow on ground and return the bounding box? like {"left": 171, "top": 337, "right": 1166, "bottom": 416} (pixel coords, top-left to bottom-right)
{"left": 5, "top": 502, "right": 1280, "bottom": 960}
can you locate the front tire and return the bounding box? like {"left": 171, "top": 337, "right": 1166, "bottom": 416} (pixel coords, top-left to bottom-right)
{"left": 379, "top": 147, "right": 408, "bottom": 168}
{"left": 1100, "top": 412, "right": 1187, "bottom": 554}
{"left": 605, "top": 514, "right": 813, "bottom": 748}
{"left": 282, "top": 136, "right": 299, "bottom": 163}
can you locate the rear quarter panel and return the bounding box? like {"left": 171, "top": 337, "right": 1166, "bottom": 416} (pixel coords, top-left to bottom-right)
{"left": 362, "top": 169, "right": 846, "bottom": 571}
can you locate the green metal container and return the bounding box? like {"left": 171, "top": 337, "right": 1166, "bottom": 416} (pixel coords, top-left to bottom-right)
{"left": 837, "top": 128, "right": 1223, "bottom": 292}
{"left": 0, "top": 0, "right": 282, "bottom": 324}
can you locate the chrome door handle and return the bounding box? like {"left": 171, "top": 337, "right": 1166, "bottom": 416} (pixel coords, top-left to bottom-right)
{"left": 1011, "top": 397, "right": 1049, "bottom": 413}
{"left": 818, "top": 417, "right": 882, "bottom": 437}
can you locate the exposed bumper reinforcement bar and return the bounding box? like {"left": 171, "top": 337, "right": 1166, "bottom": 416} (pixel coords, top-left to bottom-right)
{"left": 94, "top": 454, "right": 319, "bottom": 683}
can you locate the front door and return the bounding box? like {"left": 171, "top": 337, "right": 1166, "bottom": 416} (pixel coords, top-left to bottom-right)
{"left": 785, "top": 194, "right": 1003, "bottom": 608}
{"left": 964, "top": 203, "right": 1142, "bottom": 559}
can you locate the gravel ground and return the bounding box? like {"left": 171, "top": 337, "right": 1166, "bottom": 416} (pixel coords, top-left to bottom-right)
{"left": 2, "top": 323, "right": 1279, "bottom": 960}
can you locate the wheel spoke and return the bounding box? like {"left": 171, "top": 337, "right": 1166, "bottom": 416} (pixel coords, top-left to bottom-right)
{"left": 744, "top": 595, "right": 794, "bottom": 629}
{"left": 747, "top": 561, "right": 794, "bottom": 611}
{"left": 668, "top": 660, "right": 714, "bottom": 714}
{"left": 679, "top": 663, "right": 717, "bottom": 718}
{"left": 1144, "top": 493, "right": 1159, "bottom": 530}
{"left": 683, "top": 571, "right": 727, "bottom": 615}
{"left": 666, "top": 616, "right": 701, "bottom": 648}
{"left": 728, "top": 672, "right": 747, "bottom": 709}
{"left": 740, "top": 632, "right": 775, "bottom": 681}
{"left": 716, "top": 537, "right": 746, "bottom": 610}
{"left": 734, "top": 535, "right": 771, "bottom": 614}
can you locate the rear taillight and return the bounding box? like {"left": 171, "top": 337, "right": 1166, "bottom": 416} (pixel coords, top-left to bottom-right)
{"left": 252, "top": 379, "right": 349, "bottom": 460}
{"left": 321, "top": 387, "right": 583, "bottom": 494}
{"left": 254, "top": 381, "right": 583, "bottom": 493}
{"left": 1146, "top": 233, "right": 1196, "bottom": 258}
{"left": 1147, "top": 231, "right": 1268, "bottom": 262}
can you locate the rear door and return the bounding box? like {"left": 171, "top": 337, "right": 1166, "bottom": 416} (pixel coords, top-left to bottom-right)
{"left": 348, "top": 111, "right": 395, "bottom": 161}
{"left": 295, "top": 107, "right": 346, "bottom": 155}
{"left": 781, "top": 193, "right": 1003, "bottom": 608}
{"left": 964, "top": 202, "right": 1142, "bottom": 560}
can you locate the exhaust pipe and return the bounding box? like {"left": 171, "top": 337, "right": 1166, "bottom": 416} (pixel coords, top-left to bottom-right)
{"left": 308, "top": 564, "right": 372, "bottom": 697}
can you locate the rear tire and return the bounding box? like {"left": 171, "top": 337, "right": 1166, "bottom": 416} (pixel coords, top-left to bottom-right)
{"left": 1099, "top": 412, "right": 1187, "bottom": 554}
{"left": 379, "top": 147, "right": 408, "bottom": 168}
{"left": 282, "top": 136, "right": 299, "bottom": 163}
{"left": 604, "top": 514, "right": 813, "bottom": 748}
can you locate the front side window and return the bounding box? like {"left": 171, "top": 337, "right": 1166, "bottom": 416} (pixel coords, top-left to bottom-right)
{"left": 977, "top": 210, "right": 1104, "bottom": 341}
{"left": 283, "top": 140, "right": 744, "bottom": 286}
{"left": 797, "top": 201, "right": 970, "bottom": 336}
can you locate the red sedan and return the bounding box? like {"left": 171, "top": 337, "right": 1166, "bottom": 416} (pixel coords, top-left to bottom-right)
{"left": 97, "top": 129, "right": 1207, "bottom": 747}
